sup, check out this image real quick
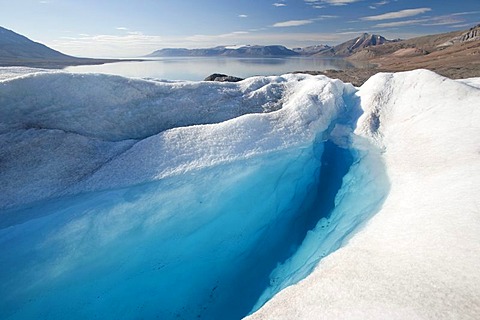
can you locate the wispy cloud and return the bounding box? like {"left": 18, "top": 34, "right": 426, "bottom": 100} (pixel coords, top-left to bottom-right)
{"left": 51, "top": 32, "right": 166, "bottom": 57}
{"left": 369, "top": 1, "right": 389, "bottom": 9}
{"left": 362, "top": 8, "right": 431, "bottom": 21}
{"left": 451, "top": 11, "right": 480, "bottom": 16}
{"left": 272, "top": 19, "right": 314, "bottom": 27}
{"left": 116, "top": 27, "right": 128, "bottom": 31}
{"left": 238, "top": 14, "right": 248, "bottom": 18}
{"left": 273, "top": 3, "right": 287, "bottom": 7}
{"left": 374, "top": 19, "right": 427, "bottom": 27}
{"left": 339, "top": 30, "right": 373, "bottom": 35}
{"left": 305, "top": 0, "right": 361, "bottom": 6}
{"left": 372, "top": 11, "right": 476, "bottom": 28}
{"left": 448, "top": 23, "right": 476, "bottom": 28}
{"left": 272, "top": 15, "right": 336, "bottom": 27}
{"left": 424, "top": 17, "right": 463, "bottom": 26}
{"left": 39, "top": 0, "right": 51, "bottom": 3}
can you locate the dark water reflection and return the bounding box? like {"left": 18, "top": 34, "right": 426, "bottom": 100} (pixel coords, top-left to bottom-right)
{"left": 65, "top": 57, "right": 370, "bottom": 81}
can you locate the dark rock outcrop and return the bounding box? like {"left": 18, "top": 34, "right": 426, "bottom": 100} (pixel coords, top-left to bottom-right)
{"left": 439, "top": 24, "right": 480, "bottom": 47}
{"left": 204, "top": 73, "right": 244, "bottom": 82}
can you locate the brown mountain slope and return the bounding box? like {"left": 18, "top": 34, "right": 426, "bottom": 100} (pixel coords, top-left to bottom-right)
{"left": 349, "top": 25, "right": 480, "bottom": 76}
{"left": 301, "top": 25, "right": 480, "bottom": 86}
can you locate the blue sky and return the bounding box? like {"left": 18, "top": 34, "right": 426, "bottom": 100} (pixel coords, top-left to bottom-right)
{"left": 0, "top": 0, "right": 478, "bottom": 57}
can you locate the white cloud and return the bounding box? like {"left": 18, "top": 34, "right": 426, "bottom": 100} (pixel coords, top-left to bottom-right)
{"left": 311, "top": 0, "right": 361, "bottom": 6}
{"left": 451, "top": 11, "right": 480, "bottom": 16}
{"left": 238, "top": 14, "right": 248, "bottom": 18}
{"left": 304, "top": 0, "right": 361, "bottom": 8}
{"left": 374, "top": 19, "right": 427, "bottom": 27}
{"left": 448, "top": 23, "right": 476, "bottom": 28}
{"left": 116, "top": 27, "right": 128, "bottom": 31}
{"left": 362, "top": 8, "right": 431, "bottom": 21}
{"left": 369, "top": 1, "right": 389, "bottom": 9}
{"left": 50, "top": 32, "right": 165, "bottom": 58}
{"left": 373, "top": 11, "right": 476, "bottom": 28}
{"left": 273, "top": 3, "right": 287, "bottom": 6}
{"left": 327, "top": 0, "right": 361, "bottom": 5}
{"left": 424, "top": 18, "right": 463, "bottom": 26}
{"left": 272, "top": 19, "right": 314, "bottom": 27}
{"left": 316, "top": 15, "right": 338, "bottom": 19}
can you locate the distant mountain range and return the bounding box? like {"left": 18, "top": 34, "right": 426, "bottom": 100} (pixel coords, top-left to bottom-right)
{"left": 1, "top": 24, "right": 478, "bottom": 75}
{"left": 0, "top": 26, "right": 136, "bottom": 68}
{"left": 292, "top": 33, "right": 397, "bottom": 57}
{"left": 347, "top": 24, "right": 480, "bottom": 62}
{"left": 146, "top": 45, "right": 299, "bottom": 58}
{"left": 146, "top": 33, "right": 397, "bottom": 58}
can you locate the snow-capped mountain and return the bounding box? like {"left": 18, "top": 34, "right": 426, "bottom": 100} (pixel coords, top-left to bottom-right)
{"left": 322, "top": 33, "right": 394, "bottom": 57}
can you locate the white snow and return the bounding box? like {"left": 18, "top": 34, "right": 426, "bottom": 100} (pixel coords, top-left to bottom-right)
{"left": 2, "top": 71, "right": 341, "bottom": 208}
{"left": 1, "top": 67, "right": 479, "bottom": 319}
{"left": 247, "top": 70, "right": 480, "bottom": 319}
{"left": 0, "top": 67, "right": 58, "bottom": 80}
{"left": 457, "top": 77, "right": 480, "bottom": 89}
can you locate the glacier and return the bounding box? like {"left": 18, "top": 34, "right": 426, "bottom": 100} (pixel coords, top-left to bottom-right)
{"left": 1, "top": 68, "right": 479, "bottom": 319}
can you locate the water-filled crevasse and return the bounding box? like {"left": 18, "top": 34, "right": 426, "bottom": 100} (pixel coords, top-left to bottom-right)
{"left": 0, "top": 136, "right": 360, "bottom": 320}
{"left": 287, "top": 140, "right": 354, "bottom": 249}
{"left": 208, "top": 139, "right": 355, "bottom": 319}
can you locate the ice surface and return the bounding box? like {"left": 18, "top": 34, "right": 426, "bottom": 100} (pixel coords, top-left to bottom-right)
{"left": 1, "top": 69, "right": 384, "bottom": 319}
{"left": 248, "top": 70, "right": 480, "bottom": 320}
{"left": 0, "top": 71, "right": 311, "bottom": 208}
{"left": 457, "top": 77, "right": 480, "bottom": 89}
{"left": 3, "top": 68, "right": 477, "bottom": 320}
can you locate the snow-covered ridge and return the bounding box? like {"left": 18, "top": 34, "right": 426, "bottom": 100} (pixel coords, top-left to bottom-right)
{"left": 0, "top": 70, "right": 287, "bottom": 141}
